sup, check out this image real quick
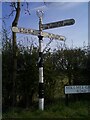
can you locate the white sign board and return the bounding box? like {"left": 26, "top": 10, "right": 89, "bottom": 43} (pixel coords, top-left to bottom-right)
{"left": 12, "top": 27, "right": 39, "bottom": 36}
{"left": 42, "top": 32, "right": 66, "bottom": 41}
{"left": 65, "top": 85, "right": 90, "bottom": 94}
{"left": 12, "top": 27, "right": 66, "bottom": 41}
{"left": 42, "top": 19, "right": 75, "bottom": 30}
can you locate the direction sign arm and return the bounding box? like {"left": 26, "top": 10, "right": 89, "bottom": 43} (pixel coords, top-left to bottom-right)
{"left": 42, "top": 32, "right": 66, "bottom": 41}
{"left": 42, "top": 19, "right": 75, "bottom": 30}
{"left": 12, "top": 26, "right": 66, "bottom": 41}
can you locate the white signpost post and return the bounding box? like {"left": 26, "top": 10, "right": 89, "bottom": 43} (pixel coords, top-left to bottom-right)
{"left": 12, "top": 10, "right": 75, "bottom": 111}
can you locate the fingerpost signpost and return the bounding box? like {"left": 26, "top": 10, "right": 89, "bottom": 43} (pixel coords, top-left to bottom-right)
{"left": 12, "top": 10, "right": 75, "bottom": 111}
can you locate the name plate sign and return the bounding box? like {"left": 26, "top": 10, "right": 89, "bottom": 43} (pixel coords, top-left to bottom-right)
{"left": 65, "top": 85, "right": 90, "bottom": 94}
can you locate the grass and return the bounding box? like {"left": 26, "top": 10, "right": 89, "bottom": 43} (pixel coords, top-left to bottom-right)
{"left": 2, "top": 99, "right": 90, "bottom": 119}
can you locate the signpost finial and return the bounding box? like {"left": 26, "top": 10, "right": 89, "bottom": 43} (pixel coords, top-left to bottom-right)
{"left": 36, "top": 10, "right": 44, "bottom": 19}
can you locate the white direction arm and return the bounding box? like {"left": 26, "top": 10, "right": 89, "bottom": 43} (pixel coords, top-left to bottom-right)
{"left": 12, "top": 26, "right": 66, "bottom": 41}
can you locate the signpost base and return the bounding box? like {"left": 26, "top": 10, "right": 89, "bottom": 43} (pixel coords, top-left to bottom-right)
{"left": 39, "top": 98, "right": 44, "bottom": 110}
{"left": 65, "top": 94, "right": 69, "bottom": 106}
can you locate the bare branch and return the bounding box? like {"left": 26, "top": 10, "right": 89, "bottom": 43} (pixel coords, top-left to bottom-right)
{"left": 24, "top": 2, "right": 30, "bottom": 15}
{"left": 10, "top": 2, "right": 17, "bottom": 10}
{"left": 43, "top": 38, "right": 53, "bottom": 53}
{"left": 2, "top": 3, "right": 17, "bottom": 19}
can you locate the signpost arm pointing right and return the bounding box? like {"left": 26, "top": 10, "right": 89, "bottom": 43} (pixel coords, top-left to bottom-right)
{"left": 42, "top": 19, "right": 75, "bottom": 30}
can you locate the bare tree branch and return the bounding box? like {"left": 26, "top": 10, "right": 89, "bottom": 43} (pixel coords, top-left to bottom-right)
{"left": 24, "top": 2, "right": 30, "bottom": 15}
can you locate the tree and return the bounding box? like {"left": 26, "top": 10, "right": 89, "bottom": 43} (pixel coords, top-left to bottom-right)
{"left": 2, "top": 39, "right": 13, "bottom": 111}
{"left": 16, "top": 45, "right": 38, "bottom": 108}
{"left": 55, "top": 46, "right": 88, "bottom": 85}
{"left": 11, "top": 1, "right": 21, "bottom": 107}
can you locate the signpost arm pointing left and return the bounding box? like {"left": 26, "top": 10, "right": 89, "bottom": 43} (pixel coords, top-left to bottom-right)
{"left": 12, "top": 26, "right": 66, "bottom": 41}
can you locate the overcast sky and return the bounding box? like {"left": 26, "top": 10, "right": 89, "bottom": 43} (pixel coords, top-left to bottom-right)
{"left": 1, "top": 2, "right": 88, "bottom": 50}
